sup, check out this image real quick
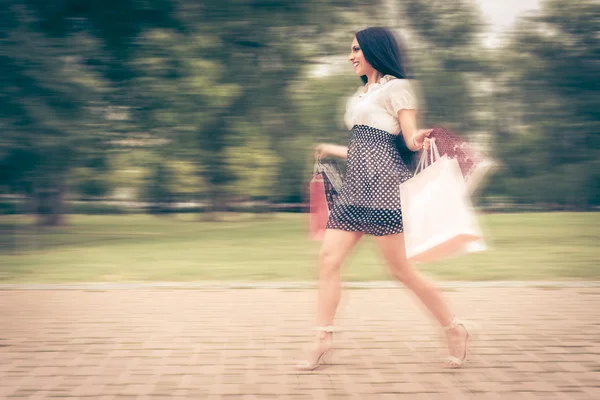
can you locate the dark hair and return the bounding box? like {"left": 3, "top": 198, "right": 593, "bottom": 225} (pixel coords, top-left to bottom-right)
{"left": 355, "top": 27, "right": 418, "bottom": 170}
{"left": 355, "top": 27, "right": 409, "bottom": 85}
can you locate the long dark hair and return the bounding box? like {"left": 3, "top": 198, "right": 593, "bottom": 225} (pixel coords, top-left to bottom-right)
{"left": 355, "top": 27, "right": 409, "bottom": 84}
{"left": 355, "top": 27, "right": 418, "bottom": 169}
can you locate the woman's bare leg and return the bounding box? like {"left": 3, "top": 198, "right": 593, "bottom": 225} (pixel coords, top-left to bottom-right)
{"left": 297, "top": 228, "right": 362, "bottom": 369}
{"left": 316, "top": 229, "right": 363, "bottom": 328}
{"left": 374, "top": 233, "right": 469, "bottom": 364}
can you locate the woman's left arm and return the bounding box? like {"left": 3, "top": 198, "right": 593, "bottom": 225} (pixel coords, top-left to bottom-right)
{"left": 398, "top": 109, "right": 432, "bottom": 152}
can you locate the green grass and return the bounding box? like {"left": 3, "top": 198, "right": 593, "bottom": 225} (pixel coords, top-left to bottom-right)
{"left": 0, "top": 212, "right": 598, "bottom": 283}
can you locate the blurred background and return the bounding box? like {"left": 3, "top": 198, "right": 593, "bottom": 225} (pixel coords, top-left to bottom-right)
{"left": 0, "top": 0, "right": 598, "bottom": 283}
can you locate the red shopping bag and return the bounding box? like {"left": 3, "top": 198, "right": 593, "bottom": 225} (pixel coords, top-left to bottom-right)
{"left": 309, "top": 172, "right": 329, "bottom": 241}
{"left": 430, "top": 125, "right": 495, "bottom": 196}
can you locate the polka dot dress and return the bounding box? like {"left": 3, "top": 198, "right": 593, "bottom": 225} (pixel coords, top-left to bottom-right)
{"left": 326, "top": 124, "right": 413, "bottom": 236}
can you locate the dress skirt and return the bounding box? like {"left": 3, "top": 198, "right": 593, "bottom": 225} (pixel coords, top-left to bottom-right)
{"left": 326, "top": 124, "right": 413, "bottom": 236}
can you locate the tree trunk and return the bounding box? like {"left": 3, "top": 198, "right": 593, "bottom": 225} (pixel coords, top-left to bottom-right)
{"left": 35, "top": 184, "right": 67, "bottom": 227}
{"left": 200, "top": 185, "right": 222, "bottom": 222}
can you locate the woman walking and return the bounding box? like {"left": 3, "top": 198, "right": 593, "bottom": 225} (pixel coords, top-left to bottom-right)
{"left": 297, "top": 27, "right": 471, "bottom": 371}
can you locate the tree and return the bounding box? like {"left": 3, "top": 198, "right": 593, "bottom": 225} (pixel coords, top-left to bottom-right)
{"left": 397, "top": 0, "right": 489, "bottom": 135}
{"left": 127, "top": 0, "right": 383, "bottom": 218}
{"left": 0, "top": 3, "right": 112, "bottom": 225}
{"left": 486, "top": 0, "right": 600, "bottom": 208}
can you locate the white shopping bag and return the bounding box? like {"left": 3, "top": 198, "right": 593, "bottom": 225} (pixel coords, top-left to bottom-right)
{"left": 400, "top": 139, "right": 485, "bottom": 263}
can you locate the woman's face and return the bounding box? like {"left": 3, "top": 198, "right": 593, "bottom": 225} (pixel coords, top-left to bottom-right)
{"left": 349, "top": 37, "right": 372, "bottom": 77}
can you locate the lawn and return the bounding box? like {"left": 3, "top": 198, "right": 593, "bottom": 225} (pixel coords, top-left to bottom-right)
{"left": 0, "top": 212, "right": 598, "bottom": 283}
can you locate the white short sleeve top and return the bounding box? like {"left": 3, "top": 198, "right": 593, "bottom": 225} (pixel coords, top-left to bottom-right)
{"left": 344, "top": 75, "right": 419, "bottom": 135}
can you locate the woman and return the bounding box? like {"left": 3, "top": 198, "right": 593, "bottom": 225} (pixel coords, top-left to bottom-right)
{"left": 297, "top": 27, "right": 471, "bottom": 370}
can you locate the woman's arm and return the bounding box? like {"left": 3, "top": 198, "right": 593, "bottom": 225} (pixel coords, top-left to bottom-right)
{"left": 315, "top": 143, "right": 348, "bottom": 160}
{"left": 398, "top": 109, "right": 432, "bottom": 152}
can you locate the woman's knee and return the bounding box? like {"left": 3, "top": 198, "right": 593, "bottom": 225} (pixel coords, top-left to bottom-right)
{"left": 318, "top": 248, "right": 342, "bottom": 276}
{"left": 391, "top": 261, "right": 417, "bottom": 285}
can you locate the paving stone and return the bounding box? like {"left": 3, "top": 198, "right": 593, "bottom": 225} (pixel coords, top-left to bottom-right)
{"left": 0, "top": 287, "right": 599, "bottom": 399}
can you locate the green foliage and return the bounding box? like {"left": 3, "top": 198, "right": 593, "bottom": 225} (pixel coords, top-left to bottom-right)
{"left": 485, "top": 0, "right": 600, "bottom": 207}
{"left": 71, "top": 168, "right": 112, "bottom": 198}
{"left": 140, "top": 160, "right": 176, "bottom": 212}
{"left": 1, "top": 0, "right": 597, "bottom": 223}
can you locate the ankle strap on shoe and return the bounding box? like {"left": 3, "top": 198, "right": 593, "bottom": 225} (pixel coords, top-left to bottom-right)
{"left": 315, "top": 325, "right": 336, "bottom": 333}
{"left": 443, "top": 317, "right": 461, "bottom": 332}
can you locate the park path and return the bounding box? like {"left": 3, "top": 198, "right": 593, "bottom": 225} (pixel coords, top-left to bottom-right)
{"left": 1, "top": 285, "right": 599, "bottom": 399}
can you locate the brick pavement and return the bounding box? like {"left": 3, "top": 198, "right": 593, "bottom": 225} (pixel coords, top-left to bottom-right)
{"left": 1, "top": 286, "right": 599, "bottom": 399}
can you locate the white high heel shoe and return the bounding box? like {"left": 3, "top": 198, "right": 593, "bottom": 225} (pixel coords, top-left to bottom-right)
{"left": 295, "top": 325, "right": 335, "bottom": 371}
{"left": 443, "top": 317, "right": 473, "bottom": 368}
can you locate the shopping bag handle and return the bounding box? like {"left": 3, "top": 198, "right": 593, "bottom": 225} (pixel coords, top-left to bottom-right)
{"left": 313, "top": 160, "right": 323, "bottom": 175}
{"left": 413, "top": 138, "right": 440, "bottom": 176}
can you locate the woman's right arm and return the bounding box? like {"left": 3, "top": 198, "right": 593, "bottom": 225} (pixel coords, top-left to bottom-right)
{"left": 315, "top": 143, "right": 348, "bottom": 160}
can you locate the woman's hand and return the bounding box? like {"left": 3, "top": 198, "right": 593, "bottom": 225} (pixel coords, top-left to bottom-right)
{"left": 412, "top": 129, "right": 433, "bottom": 151}
{"left": 314, "top": 143, "right": 349, "bottom": 160}
{"left": 314, "top": 143, "right": 331, "bottom": 160}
